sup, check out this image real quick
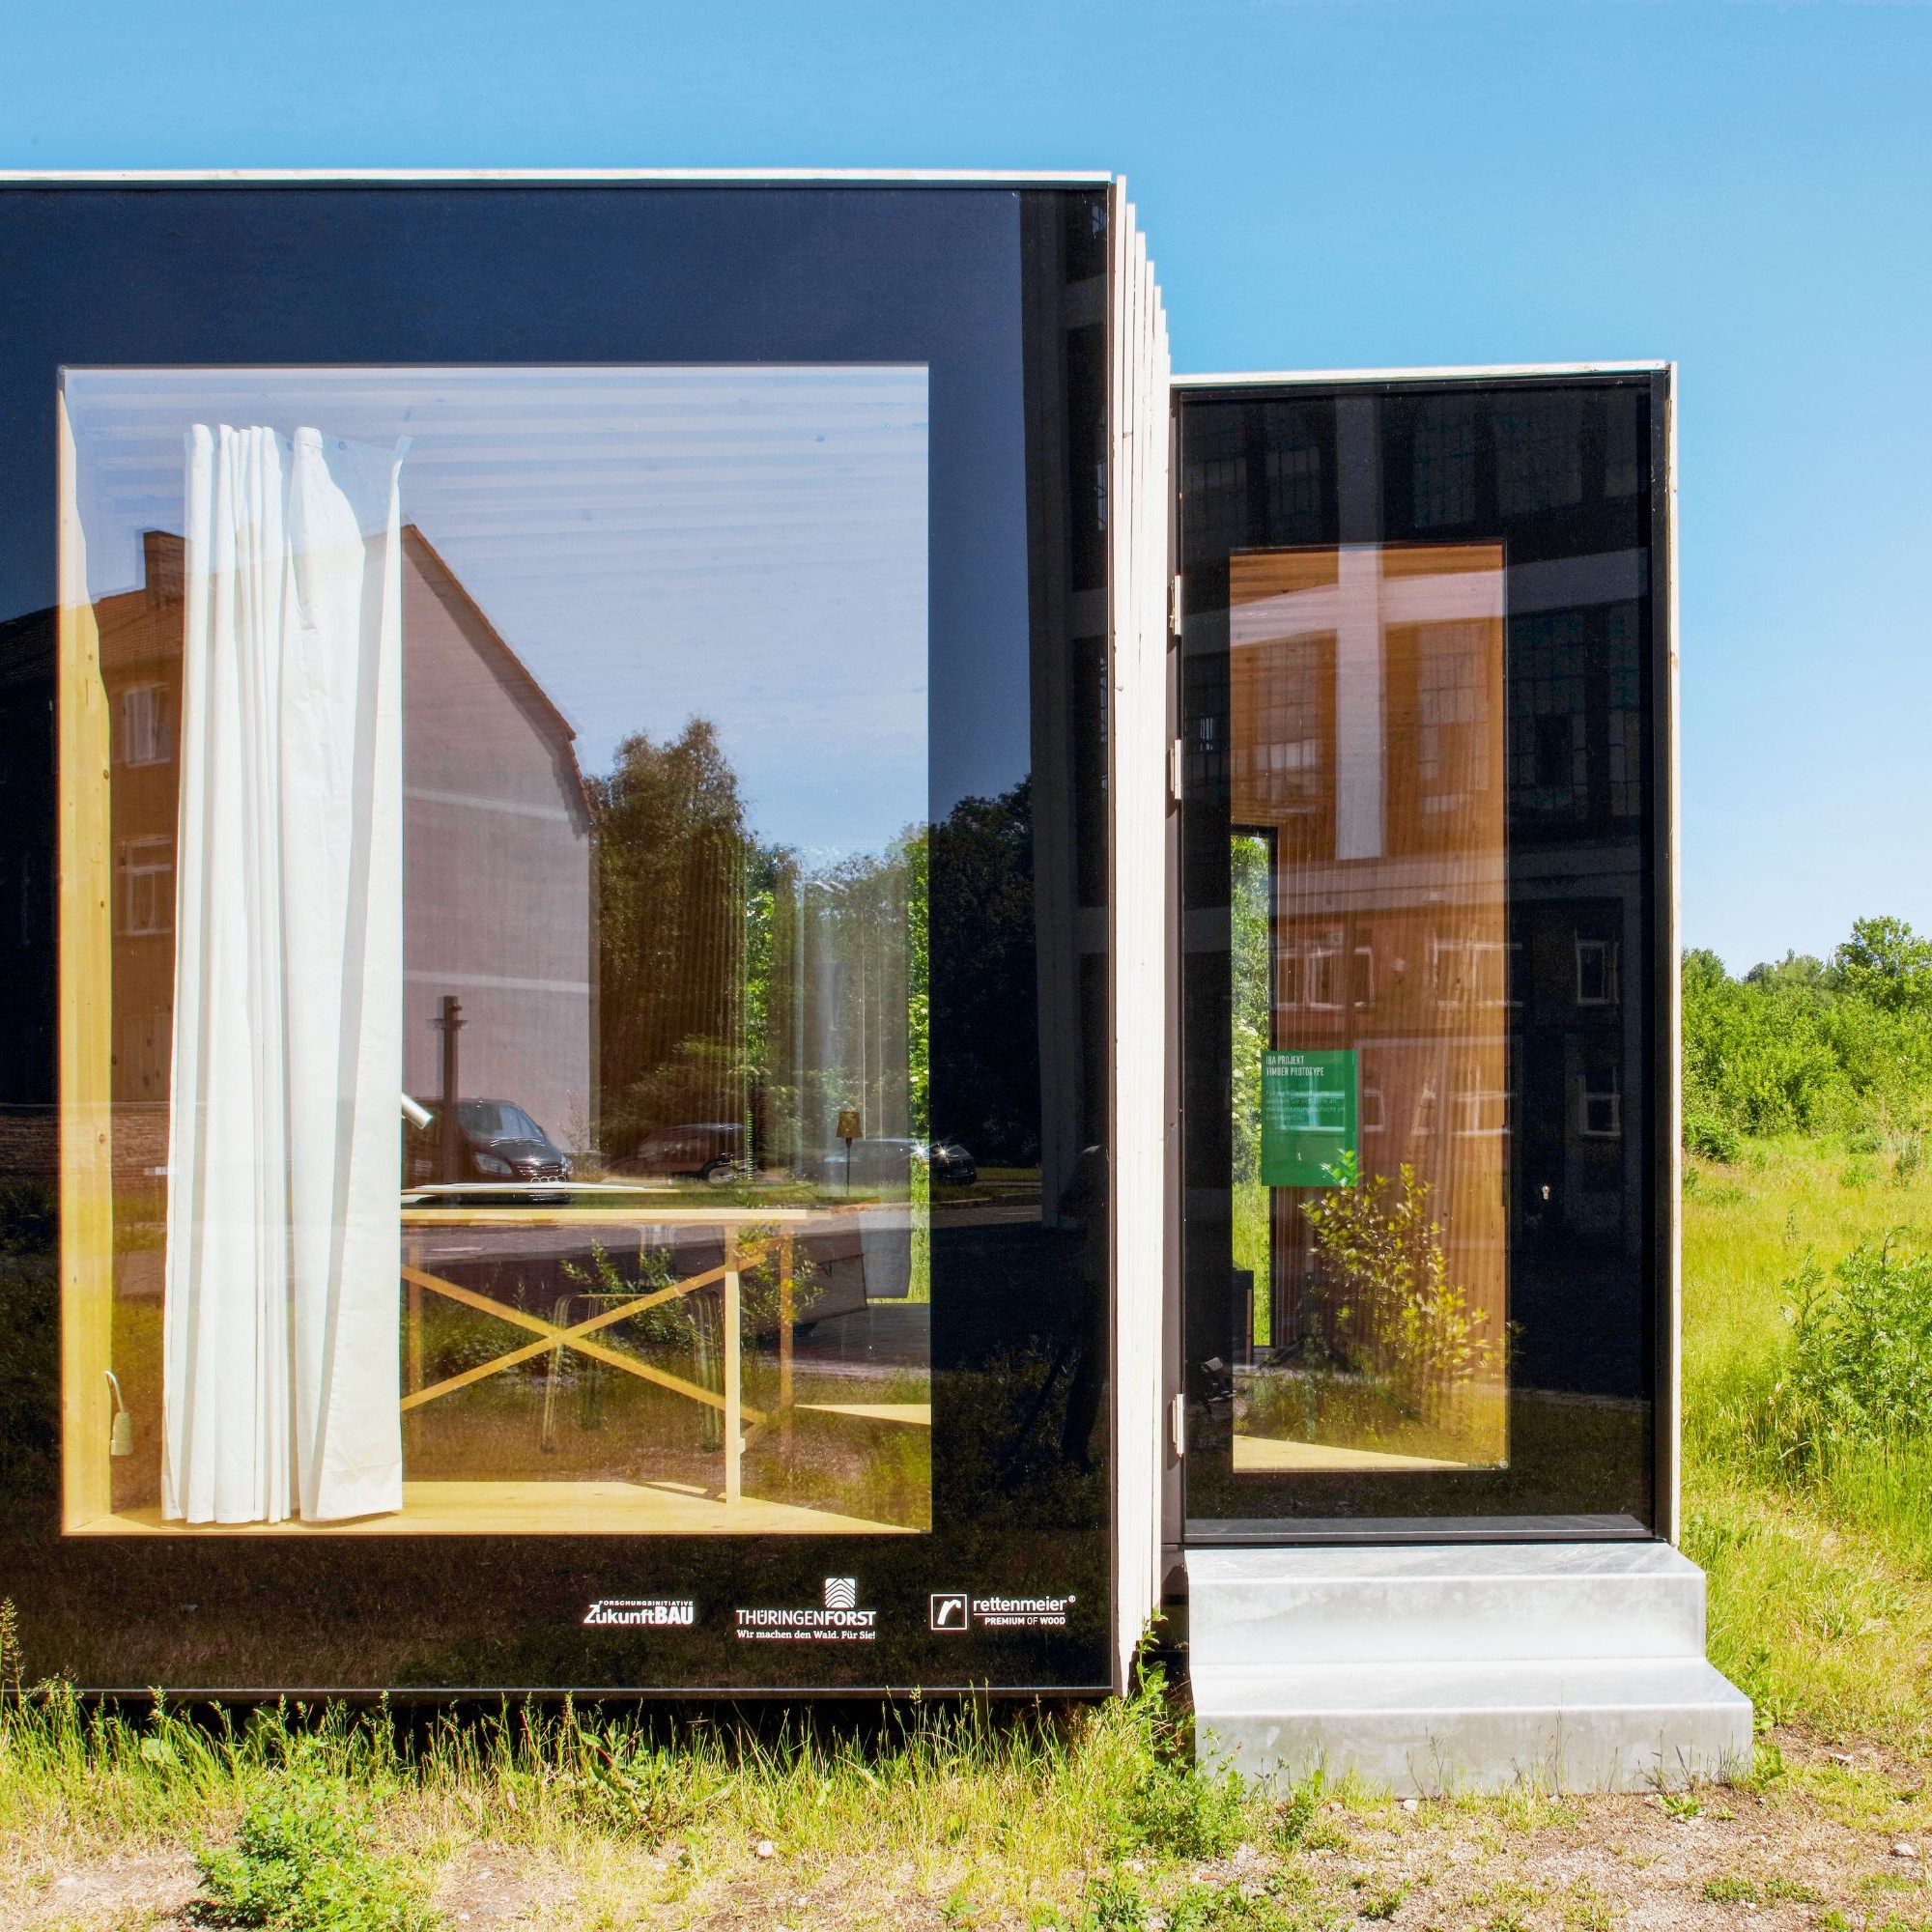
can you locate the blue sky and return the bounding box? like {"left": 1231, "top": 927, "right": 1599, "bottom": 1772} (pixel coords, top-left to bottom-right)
{"left": 6, "top": 0, "right": 1928, "bottom": 972}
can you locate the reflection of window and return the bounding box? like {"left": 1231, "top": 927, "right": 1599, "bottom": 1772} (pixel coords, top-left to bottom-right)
{"left": 1414, "top": 395, "right": 1478, "bottom": 526}
{"left": 1470, "top": 940, "right": 1519, "bottom": 1009}
{"left": 1412, "top": 1080, "right": 1439, "bottom": 1137}
{"left": 1265, "top": 434, "right": 1321, "bottom": 531}
{"left": 1350, "top": 944, "right": 1375, "bottom": 1009}
{"left": 1606, "top": 603, "right": 1643, "bottom": 817}
{"left": 1305, "top": 942, "right": 1341, "bottom": 1010}
{"left": 1430, "top": 938, "right": 1465, "bottom": 1006}
{"left": 1604, "top": 392, "right": 1641, "bottom": 497}
{"left": 115, "top": 837, "right": 173, "bottom": 936}
{"left": 1416, "top": 622, "right": 1491, "bottom": 820}
{"left": 1494, "top": 394, "right": 1583, "bottom": 516}
{"left": 1454, "top": 1066, "right": 1511, "bottom": 1138}
{"left": 119, "top": 684, "right": 172, "bottom": 766}
{"left": 1361, "top": 1085, "right": 1386, "bottom": 1134}
{"left": 1579, "top": 1070, "right": 1622, "bottom": 1138}
{"left": 1576, "top": 939, "right": 1619, "bottom": 1008}
{"left": 1510, "top": 611, "right": 1589, "bottom": 818}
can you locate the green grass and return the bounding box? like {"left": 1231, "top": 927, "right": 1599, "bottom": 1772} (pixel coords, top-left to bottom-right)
{"left": 1684, "top": 1133, "right": 1932, "bottom": 1742}
{"left": 14, "top": 1130, "right": 1932, "bottom": 1928}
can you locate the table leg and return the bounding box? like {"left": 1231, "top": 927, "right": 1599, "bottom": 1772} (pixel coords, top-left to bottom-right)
{"left": 724, "top": 1228, "right": 742, "bottom": 1505}
{"left": 405, "top": 1234, "right": 423, "bottom": 1456}
{"left": 779, "top": 1229, "right": 794, "bottom": 1445}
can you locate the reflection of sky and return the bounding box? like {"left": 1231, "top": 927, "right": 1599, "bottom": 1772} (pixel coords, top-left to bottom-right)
{"left": 64, "top": 366, "right": 928, "bottom": 863}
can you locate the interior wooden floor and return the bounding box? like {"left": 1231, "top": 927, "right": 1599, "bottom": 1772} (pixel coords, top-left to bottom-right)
{"left": 1232, "top": 1435, "right": 1469, "bottom": 1473}
{"left": 78, "top": 1480, "right": 918, "bottom": 1537}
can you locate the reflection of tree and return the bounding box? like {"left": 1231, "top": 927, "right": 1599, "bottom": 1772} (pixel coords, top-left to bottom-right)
{"left": 930, "top": 779, "right": 1039, "bottom": 1165}
{"left": 590, "top": 721, "right": 749, "bottom": 1161}
{"left": 590, "top": 718, "right": 925, "bottom": 1171}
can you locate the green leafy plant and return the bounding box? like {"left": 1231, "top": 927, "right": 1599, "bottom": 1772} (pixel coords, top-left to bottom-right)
{"left": 1298, "top": 1155, "right": 1496, "bottom": 1425}
{"left": 1771, "top": 1236, "right": 1932, "bottom": 1467}
{"left": 191, "top": 1762, "right": 436, "bottom": 1931}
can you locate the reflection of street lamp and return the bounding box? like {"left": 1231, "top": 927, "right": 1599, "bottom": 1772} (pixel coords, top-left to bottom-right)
{"left": 435, "top": 995, "right": 466, "bottom": 1182}
{"left": 837, "top": 1107, "right": 861, "bottom": 1195}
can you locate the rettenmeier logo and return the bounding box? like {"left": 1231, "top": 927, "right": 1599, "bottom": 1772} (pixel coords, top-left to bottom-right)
{"left": 929, "top": 1592, "right": 970, "bottom": 1632}
{"left": 927, "top": 1590, "right": 1078, "bottom": 1633}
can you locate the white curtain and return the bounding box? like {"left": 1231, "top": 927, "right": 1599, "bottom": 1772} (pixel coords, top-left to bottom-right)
{"left": 162, "top": 424, "right": 409, "bottom": 1524}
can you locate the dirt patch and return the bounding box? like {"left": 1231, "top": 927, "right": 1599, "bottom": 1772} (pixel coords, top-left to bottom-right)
{"left": 14, "top": 1730, "right": 1932, "bottom": 1930}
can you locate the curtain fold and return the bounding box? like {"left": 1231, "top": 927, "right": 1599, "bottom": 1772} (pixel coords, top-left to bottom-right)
{"left": 162, "top": 424, "right": 408, "bottom": 1524}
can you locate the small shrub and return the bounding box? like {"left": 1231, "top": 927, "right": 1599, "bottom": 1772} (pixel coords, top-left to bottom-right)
{"left": 1299, "top": 1157, "right": 1496, "bottom": 1426}
{"left": 191, "top": 1764, "right": 436, "bottom": 1931}
{"left": 1684, "top": 1112, "right": 1742, "bottom": 1164}
{"left": 1094, "top": 1656, "right": 1245, "bottom": 1863}
{"left": 1773, "top": 1238, "right": 1932, "bottom": 1465}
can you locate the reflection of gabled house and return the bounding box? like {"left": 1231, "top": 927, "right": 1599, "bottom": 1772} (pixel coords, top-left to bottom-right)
{"left": 399, "top": 529, "right": 595, "bottom": 1154}
{"left": 94, "top": 527, "right": 596, "bottom": 1153}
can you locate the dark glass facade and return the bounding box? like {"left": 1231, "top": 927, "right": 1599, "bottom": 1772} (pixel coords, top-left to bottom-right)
{"left": 0, "top": 181, "right": 1117, "bottom": 1690}
{"left": 1177, "top": 374, "right": 1670, "bottom": 1540}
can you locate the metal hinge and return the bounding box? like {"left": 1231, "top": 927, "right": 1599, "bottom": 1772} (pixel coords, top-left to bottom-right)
{"left": 1168, "top": 737, "right": 1185, "bottom": 807}
{"left": 1169, "top": 573, "right": 1183, "bottom": 637}
{"left": 1170, "top": 1391, "right": 1186, "bottom": 1461}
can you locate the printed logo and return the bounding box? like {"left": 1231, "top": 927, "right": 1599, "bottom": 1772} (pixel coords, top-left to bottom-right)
{"left": 971, "top": 1592, "right": 1076, "bottom": 1630}
{"left": 582, "top": 1598, "right": 696, "bottom": 1628}
{"left": 736, "top": 1577, "right": 876, "bottom": 1644}
{"left": 930, "top": 1592, "right": 970, "bottom": 1632}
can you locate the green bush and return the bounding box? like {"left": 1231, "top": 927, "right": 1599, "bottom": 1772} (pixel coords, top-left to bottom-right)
{"left": 192, "top": 1763, "right": 436, "bottom": 1932}
{"left": 1683, "top": 920, "right": 1932, "bottom": 1149}
{"left": 1771, "top": 1238, "right": 1932, "bottom": 1467}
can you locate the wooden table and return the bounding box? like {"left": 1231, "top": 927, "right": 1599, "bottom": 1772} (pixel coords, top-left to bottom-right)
{"left": 399, "top": 1203, "right": 846, "bottom": 1506}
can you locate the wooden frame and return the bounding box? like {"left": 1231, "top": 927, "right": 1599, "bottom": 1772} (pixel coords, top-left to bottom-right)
{"left": 58, "top": 389, "right": 116, "bottom": 1533}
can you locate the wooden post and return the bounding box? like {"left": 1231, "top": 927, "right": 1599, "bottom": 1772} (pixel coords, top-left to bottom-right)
{"left": 723, "top": 1225, "right": 742, "bottom": 1504}
{"left": 778, "top": 1228, "right": 794, "bottom": 1445}
{"left": 404, "top": 1232, "right": 423, "bottom": 1455}
{"left": 58, "top": 394, "right": 116, "bottom": 1533}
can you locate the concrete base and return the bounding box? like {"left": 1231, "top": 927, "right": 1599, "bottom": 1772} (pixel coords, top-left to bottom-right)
{"left": 1187, "top": 1544, "right": 1752, "bottom": 1795}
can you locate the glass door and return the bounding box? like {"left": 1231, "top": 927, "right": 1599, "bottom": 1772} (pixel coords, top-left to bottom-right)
{"left": 1176, "top": 369, "right": 1671, "bottom": 1541}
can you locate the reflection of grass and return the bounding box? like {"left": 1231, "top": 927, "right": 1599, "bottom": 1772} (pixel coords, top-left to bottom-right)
{"left": 1232, "top": 1180, "right": 1268, "bottom": 1346}
{"left": 1239, "top": 1367, "right": 1507, "bottom": 1465}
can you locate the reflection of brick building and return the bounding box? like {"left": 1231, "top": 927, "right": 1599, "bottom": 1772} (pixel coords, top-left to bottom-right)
{"left": 1231, "top": 543, "right": 1509, "bottom": 1447}
{"left": 95, "top": 527, "right": 595, "bottom": 1154}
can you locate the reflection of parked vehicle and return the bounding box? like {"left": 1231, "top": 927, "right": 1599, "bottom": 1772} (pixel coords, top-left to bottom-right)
{"left": 614, "top": 1122, "right": 748, "bottom": 1184}
{"left": 810, "top": 1137, "right": 978, "bottom": 1187}
{"left": 919, "top": 1139, "right": 978, "bottom": 1185}
{"left": 407, "top": 1099, "right": 573, "bottom": 1184}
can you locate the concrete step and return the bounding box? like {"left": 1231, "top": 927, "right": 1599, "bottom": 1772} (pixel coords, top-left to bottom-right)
{"left": 1192, "top": 1656, "right": 1754, "bottom": 1795}
{"left": 1187, "top": 1543, "right": 1708, "bottom": 1666}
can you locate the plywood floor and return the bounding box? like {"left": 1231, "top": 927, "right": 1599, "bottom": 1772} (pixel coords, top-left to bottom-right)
{"left": 80, "top": 1480, "right": 918, "bottom": 1537}
{"left": 1232, "top": 1434, "right": 1469, "bottom": 1473}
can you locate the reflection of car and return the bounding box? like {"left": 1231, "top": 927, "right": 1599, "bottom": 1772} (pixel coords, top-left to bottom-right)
{"left": 408, "top": 1099, "right": 573, "bottom": 1184}
{"left": 614, "top": 1122, "right": 748, "bottom": 1184}
{"left": 918, "top": 1139, "right": 978, "bottom": 1185}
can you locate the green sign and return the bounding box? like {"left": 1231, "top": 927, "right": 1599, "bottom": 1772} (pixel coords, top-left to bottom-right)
{"left": 1260, "top": 1048, "right": 1357, "bottom": 1187}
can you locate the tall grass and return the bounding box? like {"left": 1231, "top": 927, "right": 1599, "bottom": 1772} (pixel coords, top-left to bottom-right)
{"left": 1683, "top": 1134, "right": 1932, "bottom": 1742}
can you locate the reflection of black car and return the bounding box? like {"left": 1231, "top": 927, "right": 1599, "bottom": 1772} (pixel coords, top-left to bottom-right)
{"left": 408, "top": 1099, "right": 573, "bottom": 1184}
{"left": 920, "top": 1139, "right": 978, "bottom": 1185}
{"left": 810, "top": 1137, "right": 978, "bottom": 1187}
{"left": 613, "top": 1122, "right": 748, "bottom": 1184}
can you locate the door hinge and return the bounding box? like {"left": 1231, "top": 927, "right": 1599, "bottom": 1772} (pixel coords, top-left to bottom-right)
{"left": 1170, "top": 1391, "right": 1186, "bottom": 1461}
{"left": 1169, "top": 573, "right": 1183, "bottom": 637}
{"left": 1168, "top": 736, "right": 1185, "bottom": 807}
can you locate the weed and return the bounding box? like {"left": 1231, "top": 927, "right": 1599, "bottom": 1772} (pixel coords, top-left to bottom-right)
{"left": 1350, "top": 1877, "right": 1407, "bottom": 1919}
{"left": 190, "top": 1758, "right": 435, "bottom": 1930}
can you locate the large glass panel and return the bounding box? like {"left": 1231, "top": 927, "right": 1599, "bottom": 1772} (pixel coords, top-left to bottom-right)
{"left": 61, "top": 364, "right": 933, "bottom": 1538}
{"left": 1179, "top": 377, "right": 1662, "bottom": 1535}
{"left": 1229, "top": 542, "right": 1509, "bottom": 1473}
